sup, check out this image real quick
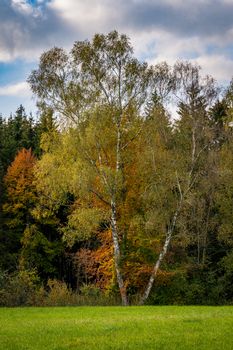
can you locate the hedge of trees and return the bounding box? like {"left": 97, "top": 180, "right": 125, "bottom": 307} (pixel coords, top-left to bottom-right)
{"left": 1, "top": 31, "right": 233, "bottom": 306}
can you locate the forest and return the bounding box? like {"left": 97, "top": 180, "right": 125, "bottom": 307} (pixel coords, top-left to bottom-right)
{"left": 0, "top": 31, "right": 233, "bottom": 306}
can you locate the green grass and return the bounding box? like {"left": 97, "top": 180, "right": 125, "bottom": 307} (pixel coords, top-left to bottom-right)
{"left": 0, "top": 306, "right": 232, "bottom": 349}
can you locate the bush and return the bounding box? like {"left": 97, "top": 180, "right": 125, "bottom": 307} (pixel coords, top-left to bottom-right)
{"left": 45, "top": 279, "right": 75, "bottom": 306}
{"left": 80, "top": 284, "right": 101, "bottom": 298}
{"left": 147, "top": 267, "right": 223, "bottom": 305}
{"left": 0, "top": 271, "right": 121, "bottom": 306}
{"left": 0, "top": 269, "right": 40, "bottom": 306}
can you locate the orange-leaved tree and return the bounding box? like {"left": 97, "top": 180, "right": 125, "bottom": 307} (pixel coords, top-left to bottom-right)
{"left": 3, "top": 148, "right": 37, "bottom": 229}
{"left": 3, "top": 148, "right": 37, "bottom": 269}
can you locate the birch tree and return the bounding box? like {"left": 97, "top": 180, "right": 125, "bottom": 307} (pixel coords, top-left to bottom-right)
{"left": 139, "top": 62, "right": 218, "bottom": 304}
{"left": 29, "top": 31, "right": 156, "bottom": 305}
{"left": 29, "top": 32, "right": 219, "bottom": 305}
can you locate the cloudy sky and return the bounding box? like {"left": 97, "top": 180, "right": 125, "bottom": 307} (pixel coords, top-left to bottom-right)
{"left": 1, "top": 0, "right": 233, "bottom": 116}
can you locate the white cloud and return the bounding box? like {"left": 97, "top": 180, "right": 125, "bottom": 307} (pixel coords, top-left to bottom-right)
{"left": 0, "top": 0, "right": 73, "bottom": 63}
{"left": 153, "top": 0, "right": 211, "bottom": 7}
{"left": 0, "top": 51, "right": 12, "bottom": 62}
{"left": 131, "top": 29, "right": 233, "bottom": 83}
{"left": 11, "top": 0, "right": 33, "bottom": 14}
{"left": 47, "top": 0, "right": 233, "bottom": 84}
{"left": 48, "top": 0, "right": 120, "bottom": 34}
{"left": 193, "top": 55, "right": 233, "bottom": 81}
{"left": 11, "top": 0, "right": 41, "bottom": 17}
{"left": 0, "top": 0, "right": 233, "bottom": 85}
{"left": 0, "top": 82, "right": 31, "bottom": 97}
{"left": 0, "top": 0, "right": 233, "bottom": 116}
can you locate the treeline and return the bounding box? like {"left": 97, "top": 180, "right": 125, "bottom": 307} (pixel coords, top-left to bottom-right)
{"left": 0, "top": 105, "right": 76, "bottom": 302}
{"left": 1, "top": 31, "right": 233, "bottom": 306}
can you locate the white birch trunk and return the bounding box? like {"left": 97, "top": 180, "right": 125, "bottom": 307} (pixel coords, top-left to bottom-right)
{"left": 111, "top": 199, "right": 128, "bottom": 306}
{"left": 139, "top": 118, "right": 200, "bottom": 305}
{"left": 139, "top": 204, "right": 181, "bottom": 305}
{"left": 110, "top": 122, "right": 128, "bottom": 306}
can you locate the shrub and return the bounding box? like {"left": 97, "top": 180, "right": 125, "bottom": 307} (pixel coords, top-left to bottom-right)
{"left": 80, "top": 284, "right": 101, "bottom": 298}
{"left": 45, "top": 279, "right": 75, "bottom": 306}
{"left": 0, "top": 269, "right": 40, "bottom": 306}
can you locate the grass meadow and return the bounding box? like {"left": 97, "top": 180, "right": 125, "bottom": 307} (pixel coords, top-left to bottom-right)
{"left": 0, "top": 306, "right": 232, "bottom": 350}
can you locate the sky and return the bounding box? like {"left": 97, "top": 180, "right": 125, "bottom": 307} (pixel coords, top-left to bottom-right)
{"left": 1, "top": 0, "right": 233, "bottom": 116}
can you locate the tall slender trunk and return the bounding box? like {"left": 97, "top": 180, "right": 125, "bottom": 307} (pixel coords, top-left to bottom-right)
{"left": 139, "top": 204, "right": 182, "bottom": 305}
{"left": 111, "top": 199, "right": 128, "bottom": 306}
{"left": 139, "top": 231, "right": 172, "bottom": 305}
{"left": 110, "top": 120, "right": 128, "bottom": 306}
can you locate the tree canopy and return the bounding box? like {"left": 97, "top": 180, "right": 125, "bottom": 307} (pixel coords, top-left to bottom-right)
{"left": 1, "top": 31, "right": 233, "bottom": 306}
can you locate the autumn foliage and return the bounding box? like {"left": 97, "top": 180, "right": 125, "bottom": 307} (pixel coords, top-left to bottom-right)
{"left": 3, "top": 148, "right": 36, "bottom": 227}
{"left": 1, "top": 32, "right": 233, "bottom": 306}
